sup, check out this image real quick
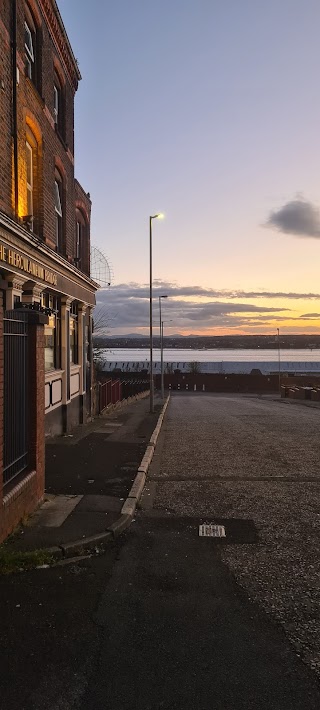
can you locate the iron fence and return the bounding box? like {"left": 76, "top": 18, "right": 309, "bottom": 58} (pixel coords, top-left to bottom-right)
{"left": 99, "top": 379, "right": 121, "bottom": 413}
{"left": 3, "top": 313, "right": 29, "bottom": 486}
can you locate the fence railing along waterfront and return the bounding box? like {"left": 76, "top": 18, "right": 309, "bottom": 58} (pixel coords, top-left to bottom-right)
{"left": 97, "top": 378, "right": 149, "bottom": 414}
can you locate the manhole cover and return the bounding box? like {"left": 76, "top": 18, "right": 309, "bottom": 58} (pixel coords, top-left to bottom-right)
{"left": 199, "top": 524, "right": 226, "bottom": 537}
{"left": 198, "top": 519, "right": 258, "bottom": 544}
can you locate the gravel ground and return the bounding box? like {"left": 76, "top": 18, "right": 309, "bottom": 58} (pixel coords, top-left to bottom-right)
{"left": 150, "top": 393, "right": 320, "bottom": 675}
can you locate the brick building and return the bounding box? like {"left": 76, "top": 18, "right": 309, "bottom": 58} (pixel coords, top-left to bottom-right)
{"left": 0, "top": 0, "right": 98, "bottom": 541}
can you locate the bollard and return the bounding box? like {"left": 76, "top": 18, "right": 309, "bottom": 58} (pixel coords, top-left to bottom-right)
{"left": 169, "top": 383, "right": 171, "bottom": 390}
{"left": 178, "top": 383, "right": 180, "bottom": 390}
{"left": 202, "top": 384, "right": 205, "bottom": 391}
{"left": 194, "top": 384, "right": 197, "bottom": 392}
{"left": 186, "top": 384, "right": 189, "bottom": 390}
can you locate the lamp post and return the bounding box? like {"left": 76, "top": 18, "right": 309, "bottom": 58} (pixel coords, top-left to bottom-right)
{"left": 149, "top": 213, "right": 164, "bottom": 413}
{"left": 159, "top": 295, "right": 168, "bottom": 400}
{"left": 277, "top": 327, "right": 281, "bottom": 395}
{"left": 161, "top": 319, "right": 172, "bottom": 399}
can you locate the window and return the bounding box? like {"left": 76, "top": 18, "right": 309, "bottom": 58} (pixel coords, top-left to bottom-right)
{"left": 41, "top": 293, "right": 61, "bottom": 372}
{"left": 25, "top": 21, "right": 34, "bottom": 80}
{"left": 53, "top": 72, "right": 65, "bottom": 138}
{"left": 24, "top": 3, "right": 41, "bottom": 89}
{"left": 70, "top": 301, "right": 78, "bottom": 364}
{"left": 53, "top": 84, "right": 59, "bottom": 124}
{"left": 75, "top": 219, "right": 83, "bottom": 268}
{"left": 54, "top": 173, "right": 63, "bottom": 251}
{"left": 26, "top": 141, "right": 33, "bottom": 227}
{"left": 75, "top": 208, "right": 88, "bottom": 273}
{"left": 25, "top": 126, "right": 40, "bottom": 233}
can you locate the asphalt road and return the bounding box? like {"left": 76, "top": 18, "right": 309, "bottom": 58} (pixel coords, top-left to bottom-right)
{"left": 149, "top": 393, "right": 320, "bottom": 675}
{"left": 2, "top": 393, "right": 320, "bottom": 709}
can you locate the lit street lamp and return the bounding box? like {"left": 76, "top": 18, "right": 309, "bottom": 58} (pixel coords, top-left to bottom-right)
{"left": 161, "top": 319, "right": 172, "bottom": 399}
{"left": 149, "top": 213, "right": 164, "bottom": 413}
{"left": 159, "top": 295, "right": 168, "bottom": 400}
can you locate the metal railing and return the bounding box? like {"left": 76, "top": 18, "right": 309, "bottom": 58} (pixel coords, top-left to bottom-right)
{"left": 98, "top": 378, "right": 149, "bottom": 414}
{"left": 3, "top": 313, "right": 29, "bottom": 486}
{"left": 99, "top": 379, "right": 121, "bottom": 414}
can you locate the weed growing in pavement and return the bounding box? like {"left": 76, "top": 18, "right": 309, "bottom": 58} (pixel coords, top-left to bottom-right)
{"left": 0, "top": 548, "right": 53, "bottom": 575}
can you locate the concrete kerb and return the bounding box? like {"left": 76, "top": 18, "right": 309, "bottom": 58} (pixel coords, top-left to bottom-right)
{"left": 50, "top": 394, "right": 170, "bottom": 560}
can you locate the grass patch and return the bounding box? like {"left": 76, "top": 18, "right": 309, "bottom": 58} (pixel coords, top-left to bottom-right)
{"left": 0, "top": 548, "right": 53, "bottom": 575}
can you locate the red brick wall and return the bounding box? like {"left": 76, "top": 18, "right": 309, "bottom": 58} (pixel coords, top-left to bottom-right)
{"left": 0, "top": 0, "right": 90, "bottom": 270}
{"left": 1, "top": 472, "right": 39, "bottom": 542}
{"left": 0, "top": 8, "right": 13, "bottom": 215}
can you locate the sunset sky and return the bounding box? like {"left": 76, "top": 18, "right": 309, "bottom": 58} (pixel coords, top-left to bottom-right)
{"left": 58, "top": 0, "right": 320, "bottom": 335}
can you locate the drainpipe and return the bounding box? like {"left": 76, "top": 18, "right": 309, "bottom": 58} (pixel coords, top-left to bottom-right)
{"left": 12, "top": 0, "right": 19, "bottom": 217}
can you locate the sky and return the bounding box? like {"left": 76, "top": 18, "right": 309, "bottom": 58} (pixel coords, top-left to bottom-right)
{"left": 58, "top": 0, "right": 320, "bottom": 335}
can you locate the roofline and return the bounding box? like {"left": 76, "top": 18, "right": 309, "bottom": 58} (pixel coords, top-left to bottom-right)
{"left": 52, "top": 0, "right": 82, "bottom": 81}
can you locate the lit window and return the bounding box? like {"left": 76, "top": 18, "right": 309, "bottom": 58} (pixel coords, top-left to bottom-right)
{"left": 26, "top": 141, "right": 33, "bottom": 228}
{"left": 54, "top": 177, "right": 63, "bottom": 251}
{"left": 25, "top": 21, "right": 34, "bottom": 79}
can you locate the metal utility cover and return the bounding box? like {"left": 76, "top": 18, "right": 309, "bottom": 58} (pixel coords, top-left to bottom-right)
{"left": 199, "top": 524, "right": 226, "bottom": 538}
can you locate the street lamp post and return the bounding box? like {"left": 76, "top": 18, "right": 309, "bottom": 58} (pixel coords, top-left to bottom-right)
{"left": 149, "top": 214, "right": 164, "bottom": 413}
{"left": 159, "top": 295, "right": 168, "bottom": 400}
{"left": 161, "top": 319, "right": 172, "bottom": 399}
{"left": 277, "top": 327, "right": 281, "bottom": 395}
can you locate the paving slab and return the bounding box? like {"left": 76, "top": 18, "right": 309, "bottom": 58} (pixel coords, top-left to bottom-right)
{"left": 76, "top": 495, "right": 122, "bottom": 513}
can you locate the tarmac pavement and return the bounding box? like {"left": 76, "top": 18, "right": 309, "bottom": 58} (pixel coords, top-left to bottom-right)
{"left": 2, "top": 392, "right": 320, "bottom": 709}
{"left": 4, "top": 394, "right": 162, "bottom": 553}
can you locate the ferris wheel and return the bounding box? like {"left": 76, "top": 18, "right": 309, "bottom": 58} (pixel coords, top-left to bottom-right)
{"left": 90, "top": 245, "right": 113, "bottom": 287}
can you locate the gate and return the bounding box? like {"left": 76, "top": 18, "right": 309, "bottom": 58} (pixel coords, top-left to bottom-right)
{"left": 3, "top": 311, "right": 29, "bottom": 487}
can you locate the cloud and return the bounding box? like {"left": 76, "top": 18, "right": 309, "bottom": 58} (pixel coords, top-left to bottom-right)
{"left": 96, "top": 281, "right": 320, "bottom": 303}
{"left": 299, "top": 313, "right": 320, "bottom": 319}
{"left": 94, "top": 281, "right": 294, "bottom": 333}
{"left": 267, "top": 199, "right": 320, "bottom": 238}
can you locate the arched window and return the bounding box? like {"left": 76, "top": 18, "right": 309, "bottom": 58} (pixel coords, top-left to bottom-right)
{"left": 25, "top": 4, "right": 41, "bottom": 89}
{"left": 25, "top": 125, "right": 40, "bottom": 233}
{"left": 54, "top": 169, "right": 64, "bottom": 252}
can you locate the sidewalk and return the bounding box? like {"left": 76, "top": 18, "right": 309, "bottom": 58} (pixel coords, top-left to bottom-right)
{"left": 5, "top": 394, "right": 162, "bottom": 555}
